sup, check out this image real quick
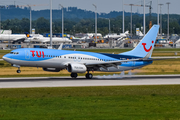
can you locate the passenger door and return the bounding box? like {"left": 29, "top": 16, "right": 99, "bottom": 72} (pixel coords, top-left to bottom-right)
{"left": 25, "top": 50, "right": 30, "bottom": 60}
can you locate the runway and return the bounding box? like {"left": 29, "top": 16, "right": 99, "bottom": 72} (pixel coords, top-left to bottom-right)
{"left": 0, "top": 75, "right": 180, "bottom": 88}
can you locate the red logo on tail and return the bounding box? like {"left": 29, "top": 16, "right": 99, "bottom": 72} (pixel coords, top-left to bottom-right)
{"left": 142, "top": 41, "right": 154, "bottom": 52}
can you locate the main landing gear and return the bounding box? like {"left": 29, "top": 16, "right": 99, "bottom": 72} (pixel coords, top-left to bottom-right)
{"left": 71, "top": 73, "right": 78, "bottom": 78}
{"left": 85, "top": 71, "right": 93, "bottom": 79}
{"left": 17, "top": 67, "right": 21, "bottom": 73}
{"left": 70, "top": 72, "right": 93, "bottom": 79}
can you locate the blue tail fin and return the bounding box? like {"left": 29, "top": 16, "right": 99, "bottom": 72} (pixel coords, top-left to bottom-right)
{"left": 120, "top": 25, "right": 159, "bottom": 58}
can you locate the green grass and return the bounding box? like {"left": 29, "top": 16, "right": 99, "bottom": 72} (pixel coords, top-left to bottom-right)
{"left": 0, "top": 85, "right": 180, "bottom": 119}
{"left": 0, "top": 50, "right": 11, "bottom": 59}
{"left": 0, "top": 50, "right": 11, "bottom": 53}
{"left": 0, "top": 61, "right": 11, "bottom": 67}
{"left": 153, "top": 48, "right": 180, "bottom": 52}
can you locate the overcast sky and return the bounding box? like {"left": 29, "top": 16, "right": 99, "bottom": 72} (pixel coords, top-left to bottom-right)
{"left": 0, "top": 0, "right": 178, "bottom": 14}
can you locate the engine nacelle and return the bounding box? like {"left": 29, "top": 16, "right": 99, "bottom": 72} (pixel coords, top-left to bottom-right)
{"left": 67, "top": 63, "right": 87, "bottom": 73}
{"left": 43, "top": 68, "right": 60, "bottom": 72}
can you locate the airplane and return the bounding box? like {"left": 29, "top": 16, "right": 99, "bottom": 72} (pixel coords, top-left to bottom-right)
{"left": 0, "top": 32, "right": 40, "bottom": 43}
{"left": 0, "top": 34, "right": 26, "bottom": 43}
{"left": 104, "top": 31, "right": 129, "bottom": 39}
{"left": 3, "top": 25, "right": 159, "bottom": 79}
{"left": 0, "top": 30, "right": 12, "bottom": 34}
{"left": 24, "top": 34, "right": 72, "bottom": 43}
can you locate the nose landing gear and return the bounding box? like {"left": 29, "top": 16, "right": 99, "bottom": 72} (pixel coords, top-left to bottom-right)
{"left": 17, "top": 67, "right": 21, "bottom": 73}
{"left": 12, "top": 64, "right": 21, "bottom": 73}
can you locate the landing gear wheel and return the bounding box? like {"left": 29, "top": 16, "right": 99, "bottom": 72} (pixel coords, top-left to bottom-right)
{"left": 86, "top": 73, "right": 93, "bottom": 79}
{"left": 17, "top": 70, "right": 21, "bottom": 73}
{"left": 71, "top": 73, "right": 78, "bottom": 78}
{"left": 17, "top": 67, "right": 21, "bottom": 73}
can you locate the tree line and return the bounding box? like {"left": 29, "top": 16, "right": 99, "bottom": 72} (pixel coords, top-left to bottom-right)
{"left": 1, "top": 14, "right": 180, "bottom": 36}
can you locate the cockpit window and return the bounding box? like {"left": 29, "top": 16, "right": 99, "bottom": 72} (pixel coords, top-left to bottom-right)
{"left": 10, "top": 52, "right": 19, "bottom": 55}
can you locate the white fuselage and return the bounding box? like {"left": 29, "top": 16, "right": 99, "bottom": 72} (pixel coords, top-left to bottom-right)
{"left": 0, "top": 34, "right": 26, "bottom": 41}
{"left": 25, "top": 36, "right": 72, "bottom": 43}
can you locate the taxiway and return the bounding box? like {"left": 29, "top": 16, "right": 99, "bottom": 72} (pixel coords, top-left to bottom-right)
{"left": 0, "top": 75, "right": 180, "bottom": 88}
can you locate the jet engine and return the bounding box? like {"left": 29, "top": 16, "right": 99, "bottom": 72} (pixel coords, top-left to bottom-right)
{"left": 43, "top": 68, "right": 60, "bottom": 72}
{"left": 67, "top": 63, "right": 87, "bottom": 73}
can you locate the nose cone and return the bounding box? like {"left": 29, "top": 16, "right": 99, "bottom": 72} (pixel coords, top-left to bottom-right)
{"left": 2, "top": 55, "right": 7, "bottom": 61}
{"left": 2, "top": 54, "right": 10, "bottom": 62}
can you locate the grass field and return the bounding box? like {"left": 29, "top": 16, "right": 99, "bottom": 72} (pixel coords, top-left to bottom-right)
{"left": 0, "top": 85, "right": 180, "bottom": 120}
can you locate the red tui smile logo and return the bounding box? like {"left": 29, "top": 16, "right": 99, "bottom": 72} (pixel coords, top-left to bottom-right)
{"left": 142, "top": 41, "right": 154, "bottom": 52}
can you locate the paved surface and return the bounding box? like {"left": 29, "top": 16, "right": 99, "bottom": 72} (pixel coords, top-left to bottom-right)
{"left": 0, "top": 75, "right": 180, "bottom": 88}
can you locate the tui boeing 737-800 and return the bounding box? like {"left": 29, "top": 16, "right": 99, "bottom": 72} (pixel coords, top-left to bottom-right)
{"left": 3, "top": 25, "right": 159, "bottom": 79}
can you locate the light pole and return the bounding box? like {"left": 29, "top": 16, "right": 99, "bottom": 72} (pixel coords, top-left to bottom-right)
{"left": 159, "top": 4, "right": 163, "bottom": 37}
{"left": 157, "top": 0, "right": 159, "bottom": 35}
{"left": 113, "top": 25, "right": 115, "bottom": 33}
{"left": 59, "top": 4, "right": 64, "bottom": 38}
{"left": 93, "top": 4, "right": 97, "bottom": 43}
{"left": 0, "top": 9, "right": 1, "bottom": 30}
{"left": 122, "top": 0, "right": 124, "bottom": 33}
{"left": 28, "top": 5, "right": 32, "bottom": 34}
{"left": 73, "top": 25, "right": 76, "bottom": 35}
{"left": 50, "top": 0, "right": 52, "bottom": 48}
{"left": 173, "top": 27, "right": 175, "bottom": 48}
{"left": 166, "top": 2, "right": 170, "bottom": 40}
{"left": 143, "top": 0, "right": 146, "bottom": 35}
{"left": 134, "top": 24, "right": 136, "bottom": 35}
{"left": 129, "top": 4, "right": 133, "bottom": 37}
{"left": 108, "top": 18, "right": 110, "bottom": 34}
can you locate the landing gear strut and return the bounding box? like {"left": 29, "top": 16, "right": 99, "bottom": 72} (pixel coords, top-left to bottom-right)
{"left": 71, "top": 73, "right": 78, "bottom": 78}
{"left": 85, "top": 71, "right": 93, "bottom": 79}
{"left": 17, "top": 67, "right": 21, "bottom": 73}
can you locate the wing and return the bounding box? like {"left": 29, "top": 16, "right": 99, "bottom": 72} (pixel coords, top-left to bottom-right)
{"left": 12, "top": 37, "right": 26, "bottom": 41}
{"left": 85, "top": 58, "right": 141, "bottom": 70}
{"left": 85, "top": 56, "right": 180, "bottom": 69}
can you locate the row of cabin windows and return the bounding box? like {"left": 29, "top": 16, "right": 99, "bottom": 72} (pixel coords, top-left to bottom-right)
{"left": 32, "top": 54, "right": 116, "bottom": 61}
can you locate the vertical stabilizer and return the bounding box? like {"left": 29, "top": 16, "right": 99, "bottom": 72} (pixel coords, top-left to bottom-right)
{"left": 120, "top": 25, "right": 159, "bottom": 58}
